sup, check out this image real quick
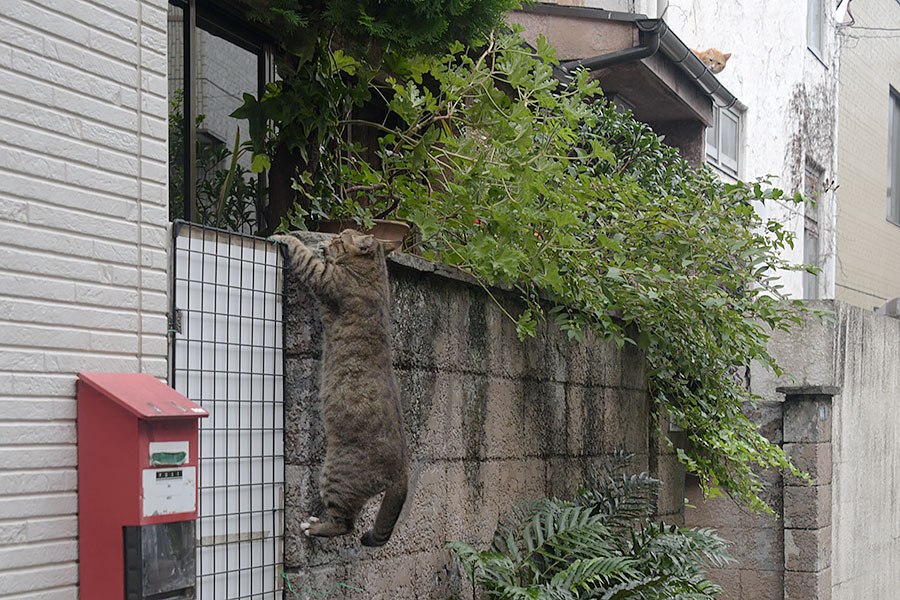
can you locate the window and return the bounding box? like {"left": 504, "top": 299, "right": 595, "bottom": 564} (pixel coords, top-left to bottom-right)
{"left": 168, "top": 1, "right": 270, "bottom": 233}
{"left": 807, "top": 0, "right": 824, "bottom": 57}
{"left": 706, "top": 104, "right": 741, "bottom": 177}
{"left": 803, "top": 163, "right": 824, "bottom": 299}
{"left": 888, "top": 87, "right": 900, "bottom": 225}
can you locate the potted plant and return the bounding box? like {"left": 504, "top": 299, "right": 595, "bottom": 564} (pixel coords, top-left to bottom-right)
{"left": 228, "top": 0, "right": 520, "bottom": 237}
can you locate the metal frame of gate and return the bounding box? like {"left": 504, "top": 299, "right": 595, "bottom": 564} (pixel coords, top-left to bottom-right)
{"left": 170, "top": 220, "right": 284, "bottom": 599}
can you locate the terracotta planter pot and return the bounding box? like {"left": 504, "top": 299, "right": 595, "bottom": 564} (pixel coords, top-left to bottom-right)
{"left": 316, "top": 219, "right": 411, "bottom": 243}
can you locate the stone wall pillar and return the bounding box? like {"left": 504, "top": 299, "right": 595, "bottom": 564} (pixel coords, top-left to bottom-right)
{"left": 779, "top": 385, "right": 839, "bottom": 600}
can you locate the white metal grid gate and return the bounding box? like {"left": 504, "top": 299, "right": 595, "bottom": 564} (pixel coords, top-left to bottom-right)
{"left": 171, "top": 221, "right": 284, "bottom": 599}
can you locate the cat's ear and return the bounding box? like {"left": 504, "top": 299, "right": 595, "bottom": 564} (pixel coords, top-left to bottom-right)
{"left": 380, "top": 239, "right": 402, "bottom": 255}
{"left": 723, "top": 53, "right": 732, "bottom": 61}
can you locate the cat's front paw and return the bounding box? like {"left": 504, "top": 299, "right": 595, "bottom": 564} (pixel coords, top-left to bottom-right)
{"left": 268, "top": 235, "right": 297, "bottom": 260}
{"left": 299, "top": 516, "right": 320, "bottom": 537}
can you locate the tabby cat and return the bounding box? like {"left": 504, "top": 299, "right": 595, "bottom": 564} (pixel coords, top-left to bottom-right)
{"left": 691, "top": 48, "right": 731, "bottom": 74}
{"left": 272, "top": 230, "right": 407, "bottom": 547}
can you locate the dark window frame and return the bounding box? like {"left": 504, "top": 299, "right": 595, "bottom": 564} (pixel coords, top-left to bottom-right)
{"left": 169, "top": 0, "right": 272, "bottom": 225}
{"left": 803, "top": 162, "right": 825, "bottom": 299}
{"left": 807, "top": 0, "right": 825, "bottom": 60}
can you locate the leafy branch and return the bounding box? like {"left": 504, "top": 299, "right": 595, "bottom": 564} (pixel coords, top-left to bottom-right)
{"left": 335, "top": 30, "right": 819, "bottom": 510}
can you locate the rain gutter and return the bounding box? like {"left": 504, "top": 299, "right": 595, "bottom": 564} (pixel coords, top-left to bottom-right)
{"left": 559, "top": 18, "right": 664, "bottom": 73}
{"left": 519, "top": 3, "right": 738, "bottom": 109}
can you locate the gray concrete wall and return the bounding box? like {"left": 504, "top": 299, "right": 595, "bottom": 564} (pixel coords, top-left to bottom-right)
{"left": 683, "top": 400, "right": 786, "bottom": 599}
{"left": 747, "top": 300, "right": 900, "bottom": 600}
{"left": 686, "top": 300, "right": 900, "bottom": 600}
{"left": 830, "top": 302, "right": 900, "bottom": 599}
{"left": 280, "top": 234, "right": 677, "bottom": 599}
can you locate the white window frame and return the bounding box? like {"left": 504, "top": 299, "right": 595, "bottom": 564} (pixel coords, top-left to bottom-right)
{"left": 807, "top": 0, "right": 824, "bottom": 59}
{"left": 888, "top": 87, "right": 900, "bottom": 225}
{"left": 706, "top": 104, "right": 742, "bottom": 178}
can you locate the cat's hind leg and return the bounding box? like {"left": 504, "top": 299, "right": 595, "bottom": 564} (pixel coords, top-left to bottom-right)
{"left": 299, "top": 516, "right": 319, "bottom": 535}
{"left": 300, "top": 512, "right": 354, "bottom": 538}
{"left": 300, "top": 492, "right": 359, "bottom": 538}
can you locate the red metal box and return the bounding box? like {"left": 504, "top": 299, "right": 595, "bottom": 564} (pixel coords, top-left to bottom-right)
{"left": 77, "top": 372, "right": 208, "bottom": 599}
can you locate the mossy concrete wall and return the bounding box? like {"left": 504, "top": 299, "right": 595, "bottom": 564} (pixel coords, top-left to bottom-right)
{"left": 281, "top": 233, "right": 678, "bottom": 599}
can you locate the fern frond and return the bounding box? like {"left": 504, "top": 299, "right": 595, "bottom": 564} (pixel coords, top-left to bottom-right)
{"left": 596, "top": 574, "right": 668, "bottom": 600}
{"left": 517, "top": 505, "right": 613, "bottom": 573}
{"left": 446, "top": 542, "right": 518, "bottom": 589}
{"left": 577, "top": 452, "right": 660, "bottom": 527}
{"left": 449, "top": 452, "right": 731, "bottom": 600}
{"left": 493, "top": 584, "right": 577, "bottom": 600}
{"left": 493, "top": 499, "right": 561, "bottom": 560}
{"left": 549, "top": 556, "right": 636, "bottom": 592}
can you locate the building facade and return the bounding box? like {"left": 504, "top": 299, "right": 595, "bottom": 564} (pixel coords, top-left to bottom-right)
{"left": 532, "top": 0, "right": 842, "bottom": 301}
{"left": 662, "top": 0, "right": 841, "bottom": 301}
{"left": 833, "top": 0, "right": 900, "bottom": 308}
{"left": 0, "top": 1, "right": 169, "bottom": 598}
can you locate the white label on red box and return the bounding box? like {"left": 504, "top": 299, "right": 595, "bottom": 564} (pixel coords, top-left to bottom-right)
{"left": 142, "top": 466, "right": 196, "bottom": 517}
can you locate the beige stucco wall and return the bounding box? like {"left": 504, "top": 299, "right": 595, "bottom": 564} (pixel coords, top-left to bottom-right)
{"left": 834, "top": 0, "right": 900, "bottom": 308}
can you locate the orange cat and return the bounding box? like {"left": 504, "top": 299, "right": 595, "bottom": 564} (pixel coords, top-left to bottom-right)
{"left": 691, "top": 48, "right": 731, "bottom": 73}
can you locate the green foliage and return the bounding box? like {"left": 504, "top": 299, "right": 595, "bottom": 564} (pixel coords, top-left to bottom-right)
{"left": 231, "top": 0, "right": 520, "bottom": 232}
{"left": 230, "top": 15, "right": 819, "bottom": 508}
{"left": 293, "top": 29, "right": 817, "bottom": 510}
{"left": 168, "top": 90, "right": 258, "bottom": 231}
{"left": 448, "top": 453, "right": 733, "bottom": 599}
{"left": 241, "top": 0, "right": 521, "bottom": 57}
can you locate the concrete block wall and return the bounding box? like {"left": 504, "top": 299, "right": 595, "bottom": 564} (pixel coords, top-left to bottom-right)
{"left": 684, "top": 398, "right": 786, "bottom": 600}
{"left": 281, "top": 235, "right": 676, "bottom": 599}
{"left": 780, "top": 388, "right": 836, "bottom": 600}
{"left": 0, "top": 1, "right": 169, "bottom": 598}
{"left": 685, "top": 306, "right": 841, "bottom": 600}
{"left": 687, "top": 301, "right": 900, "bottom": 600}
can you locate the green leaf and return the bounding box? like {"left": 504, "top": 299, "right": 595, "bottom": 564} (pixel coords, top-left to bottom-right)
{"left": 331, "top": 49, "right": 359, "bottom": 75}
{"left": 251, "top": 153, "right": 271, "bottom": 173}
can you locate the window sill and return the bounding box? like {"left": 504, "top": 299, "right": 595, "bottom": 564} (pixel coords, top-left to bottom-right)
{"left": 705, "top": 161, "right": 739, "bottom": 183}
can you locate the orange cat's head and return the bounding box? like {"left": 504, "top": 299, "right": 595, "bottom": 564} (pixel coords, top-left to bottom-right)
{"left": 692, "top": 48, "right": 731, "bottom": 74}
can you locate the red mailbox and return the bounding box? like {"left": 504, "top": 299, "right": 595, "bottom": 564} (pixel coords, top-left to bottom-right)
{"left": 77, "top": 372, "right": 208, "bottom": 600}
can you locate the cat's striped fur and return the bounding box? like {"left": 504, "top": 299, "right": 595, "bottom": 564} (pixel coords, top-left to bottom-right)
{"left": 272, "top": 230, "right": 407, "bottom": 547}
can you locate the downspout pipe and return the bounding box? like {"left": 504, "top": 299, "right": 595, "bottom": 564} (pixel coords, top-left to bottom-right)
{"left": 559, "top": 19, "right": 665, "bottom": 75}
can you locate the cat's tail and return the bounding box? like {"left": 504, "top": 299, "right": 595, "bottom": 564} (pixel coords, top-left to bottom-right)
{"left": 360, "top": 478, "right": 407, "bottom": 547}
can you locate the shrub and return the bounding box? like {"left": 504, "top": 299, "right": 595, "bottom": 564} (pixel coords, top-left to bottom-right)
{"left": 448, "top": 453, "right": 733, "bottom": 599}
{"left": 317, "top": 30, "right": 816, "bottom": 510}
{"left": 240, "top": 26, "right": 817, "bottom": 508}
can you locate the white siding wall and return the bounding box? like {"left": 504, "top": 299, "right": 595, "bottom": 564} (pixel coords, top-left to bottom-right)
{"left": 0, "top": 0, "right": 169, "bottom": 597}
